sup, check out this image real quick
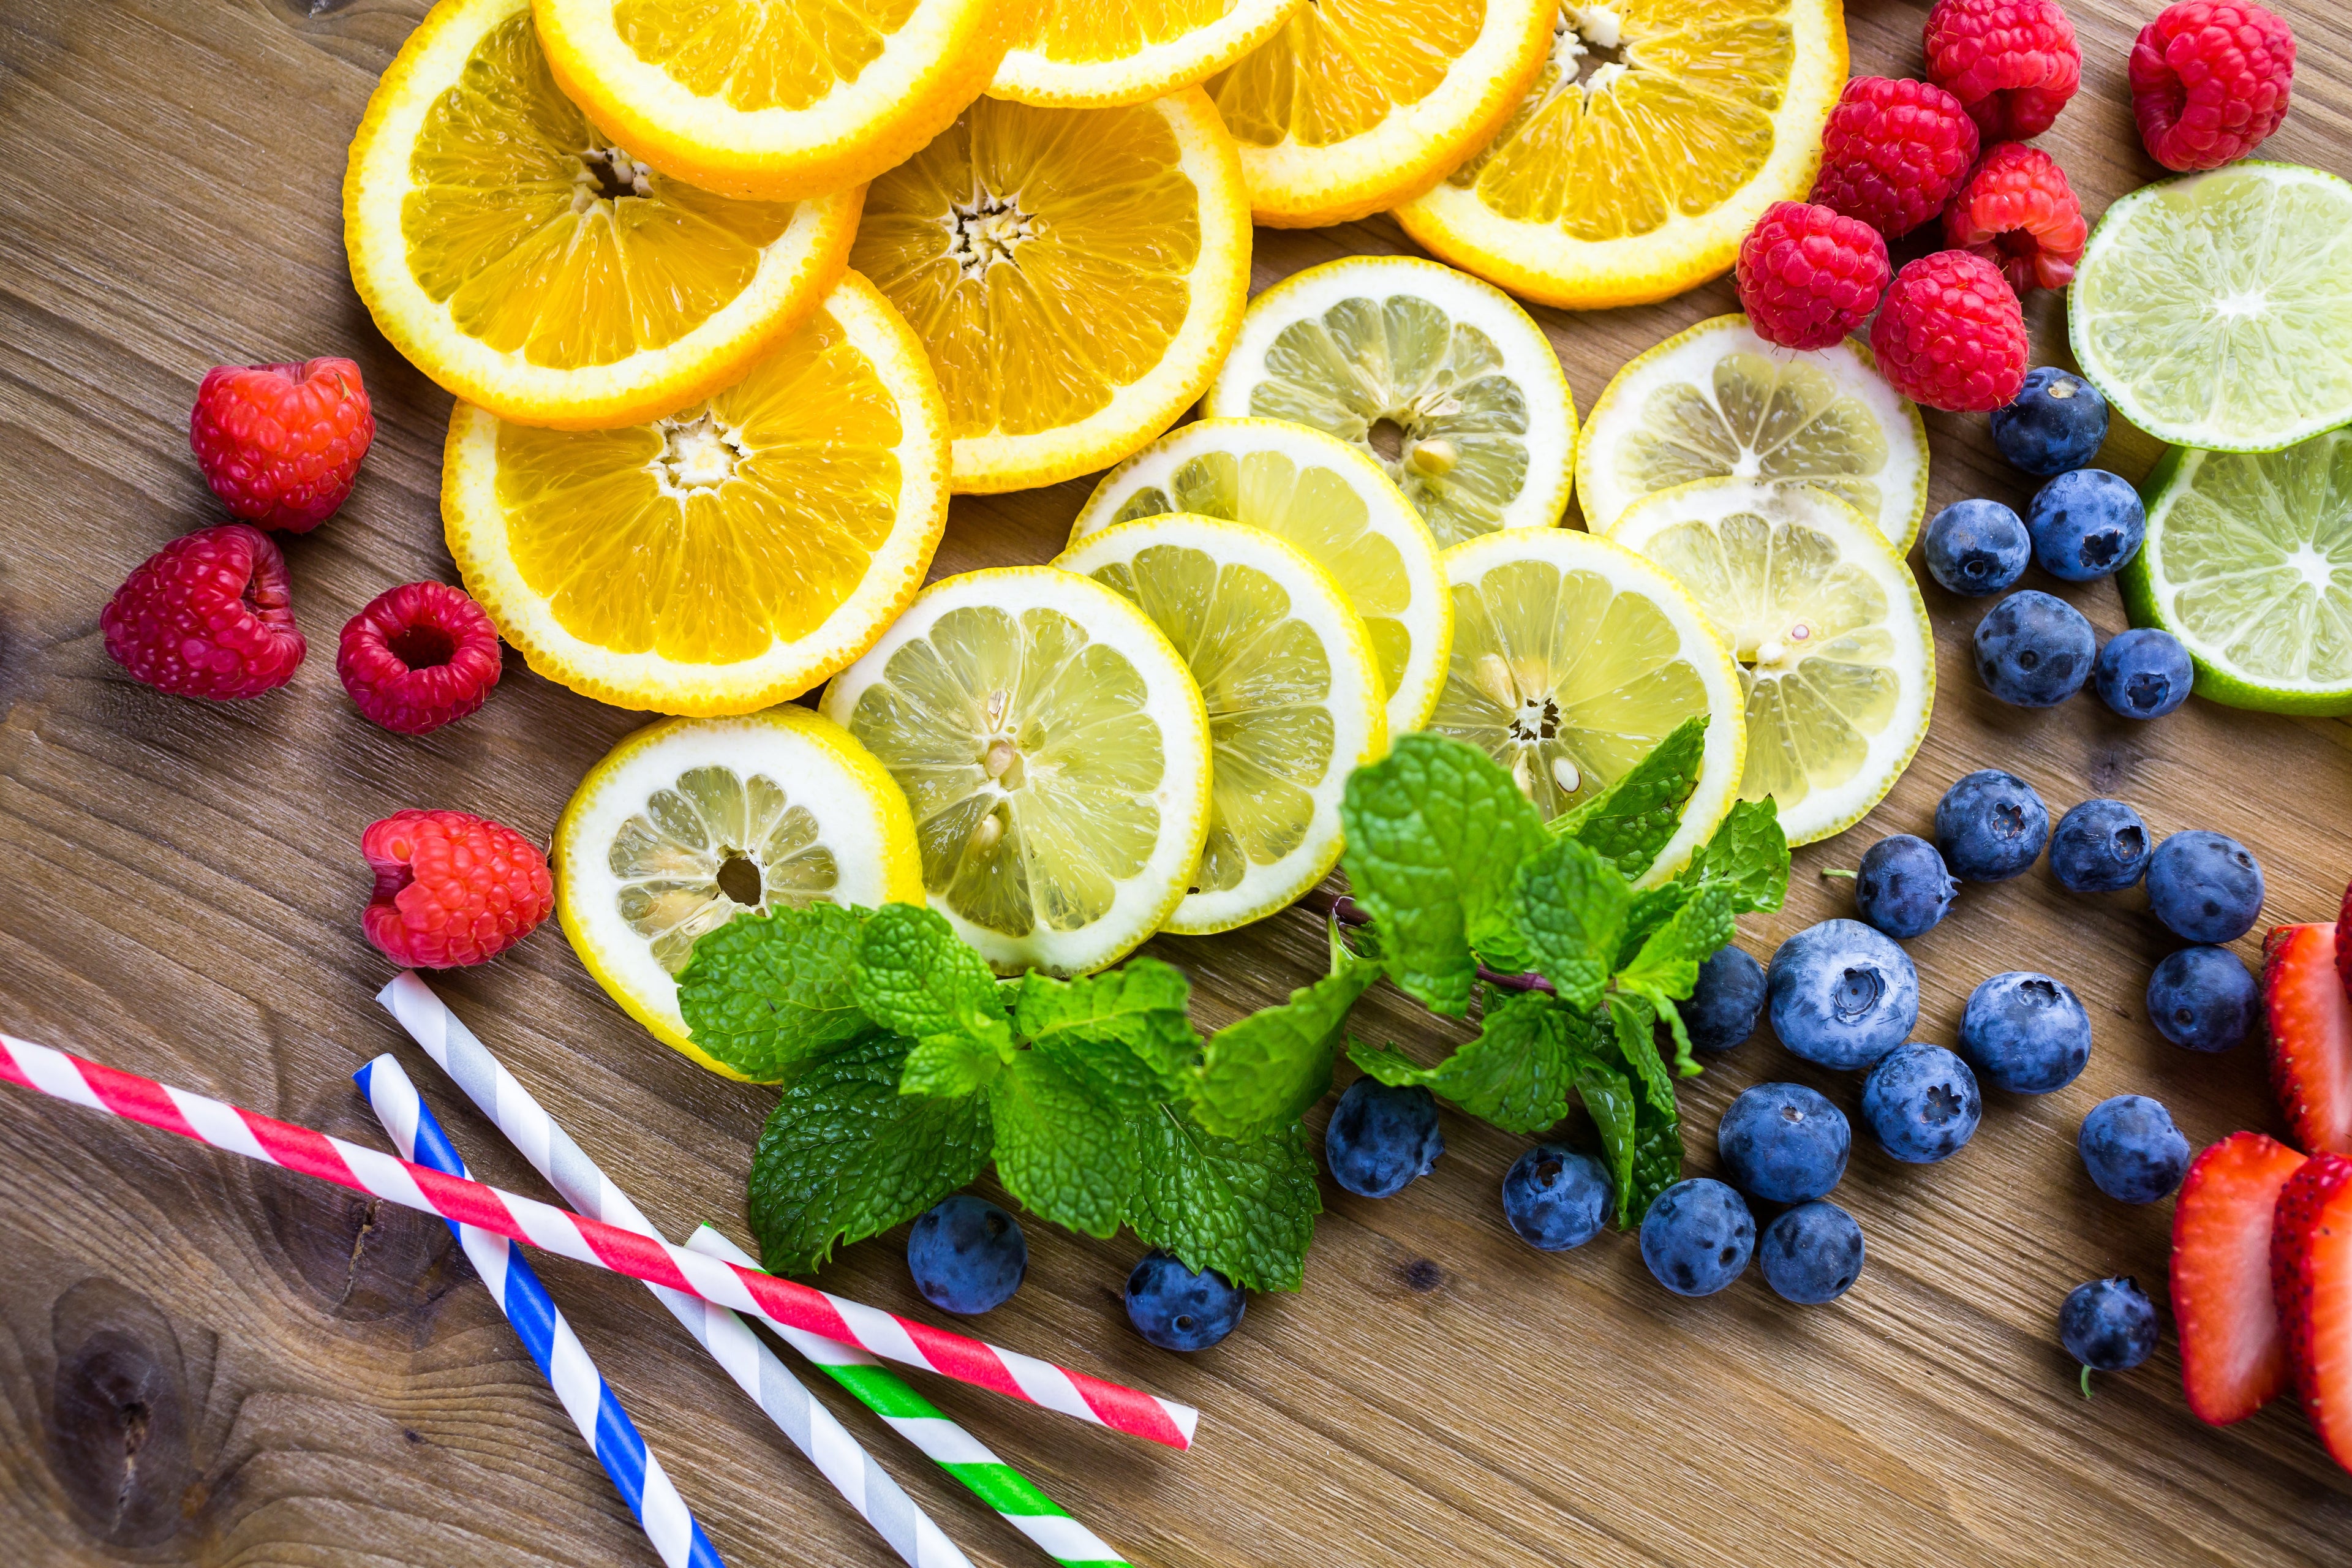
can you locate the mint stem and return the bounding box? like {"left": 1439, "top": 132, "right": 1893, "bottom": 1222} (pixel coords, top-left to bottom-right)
{"left": 1818, "top": 868, "right": 1858, "bottom": 881}
{"left": 1305, "top": 889, "right": 1556, "bottom": 996}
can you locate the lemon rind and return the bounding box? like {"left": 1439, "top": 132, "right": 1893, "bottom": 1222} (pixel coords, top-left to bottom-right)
{"left": 989, "top": 0, "right": 1303, "bottom": 108}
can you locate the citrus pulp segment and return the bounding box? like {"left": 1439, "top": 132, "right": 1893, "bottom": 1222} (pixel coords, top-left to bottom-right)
{"left": 1608, "top": 478, "right": 1932, "bottom": 845}
{"left": 991, "top": 0, "right": 1302, "bottom": 108}
{"left": 443, "top": 272, "right": 950, "bottom": 716}
{"left": 554, "top": 707, "right": 924, "bottom": 1077}
{"left": 850, "top": 89, "right": 1251, "bottom": 492}
{"left": 344, "top": 0, "right": 859, "bottom": 430}
{"left": 1069, "top": 418, "right": 1451, "bottom": 736}
{"left": 1578, "top": 315, "right": 1927, "bottom": 552}
{"left": 1054, "top": 514, "right": 1387, "bottom": 933}
{"left": 2071, "top": 163, "right": 2352, "bottom": 453}
{"left": 1430, "top": 527, "right": 1743, "bottom": 884}
{"left": 818, "top": 568, "right": 1213, "bottom": 974}
{"left": 1201, "top": 256, "right": 1577, "bottom": 549}
{"left": 1395, "top": 0, "right": 1846, "bottom": 309}
{"left": 2122, "top": 432, "right": 2352, "bottom": 715}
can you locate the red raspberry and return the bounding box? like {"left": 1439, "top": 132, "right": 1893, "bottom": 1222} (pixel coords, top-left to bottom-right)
{"left": 2130, "top": 2, "right": 2295, "bottom": 172}
{"left": 362, "top": 809, "right": 552, "bottom": 969}
{"left": 189, "top": 358, "right": 374, "bottom": 533}
{"left": 1811, "top": 77, "right": 1981, "bottom": 239}
{"left": 100, "top": 524, "right": 307, "bottom": 699}
{"left": 1942, "top": 143, "right": 2088, "bottom": 293}
{"left": 1924, "top": 0, "right": 2082, "bottom": 141}
{"left": 1869, "top": 251, "right": 2029, "bottom": 412}
{"left": 1736, "top": 202, "right": 1891, "bottom": 351}
{"left": 337, "top": 582, "right": 503, "bottom": 735}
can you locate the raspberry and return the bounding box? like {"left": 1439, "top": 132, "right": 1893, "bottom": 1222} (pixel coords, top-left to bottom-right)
{"left": 1924, "top": 0, "right": 2082, "bottom": 141}
{"left": 1942, "top": 143, "right": 2088, "bottom": 293}
{"left": 361, "top": 809, "right": 553, "bottom": 969}
{"left": 189, "top": 358, "right": 374, "bottom": 533}
{"left": 1869, "top": 251, "right": 2030, "bottom": 413}
{"left": 100, "top": 524, "right": 307, "bottom": 699}
{"left": 1735, "top": 202, "right": 1891, "bottom": 352}
{"left": 1811, "top": 77, "right": 1981, "bottom": 240}
{"left": 2130, "top": 2, "right": 2295, "bottom": 172}
{"left": 337, "top": 581, "right": 503, "bottom": 735}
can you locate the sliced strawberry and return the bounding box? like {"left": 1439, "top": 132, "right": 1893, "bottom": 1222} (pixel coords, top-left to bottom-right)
{"left": 2272, "top": 1152, "right": 2352, "bottom": 1472}
{"left": 2268, "top": 923, "right": 2352, "bottom": 1156}
{"left": 2174, "top": 1131, "right": 2307, "bottom": 1424}
{"left": 2337, "top": 884, "right": 2352, "bottom": 994}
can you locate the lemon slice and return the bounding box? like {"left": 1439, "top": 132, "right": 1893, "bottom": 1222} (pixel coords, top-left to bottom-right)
{"left": 851, "top": 91, "right": 1251, "bottom": 492}
{"left": 1395, "top": 0, "right": 1847, "bottom": 309}
{"left": 1202, "top": 256, "right": 1576, "bottom": 549}
{"left": 555, "top": 707, "right": 924, "bottom": 1077}
{"left": 992, "top": 0, "right": 1302, "bottom": 108}
{"left": 1608, "top": 478, "right": 1932, "bottom": 845}
{"left": 1579, "top": 315, "right": 1927, "bottom": 553}
{"left": 1431, "top": 527, "right": 1743, "bottom": 883}
{"left": 535, "top": 0, "right": 1012, "bottom": 200}
{"left": 445, "top": 273, "right": 950, "bottom": 716}
{"left": 345, "top": 0, "right": 860, "bottom": 430}
{"left": 1069, "top": 418, "right": 1451, "bottom": 737}
{"left": 820, "top": 568, "right": 1213, "bottom": 973}
{"left": 1054, "top": 514, "right": 1387, "bottom": 933}
{"left": 1203, "top": 0, "right": 1555, "bottom": 227}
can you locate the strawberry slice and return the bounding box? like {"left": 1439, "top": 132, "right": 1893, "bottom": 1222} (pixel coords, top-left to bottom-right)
{"left": 2174, "top": 1131, "right": 2307, "bottom": 1424}
{"left": 2268, "top": 922, "right": 2352, "bottom": 1156}
{"left": 2337, "top": 883, "right": 2352, "bottom": 993}
{"left": 2272, "top": 1152, "right": 2352, "bottom": 1471}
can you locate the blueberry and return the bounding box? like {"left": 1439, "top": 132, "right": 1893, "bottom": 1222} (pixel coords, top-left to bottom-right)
{"left": 2078, "top": 1094, "right": 2192, "bottom": 1204}
{"left": 1757, "top": 1201, "right": 1866, "bottom": 1305}
{"left": 1325, "top": 1078, "right": 1443, "bottom": 1197}
{"left": 2146, "top": 830, "right": 2265, "bottom": 944}
{"left": 2027, "top": 469, "right": 2146, "bottom": 581}
{"left": 1717, "top": 1083, "right": 1850, "bottom": 1202}
{"left": 2146, "top": 946, "right": 2259, "bottom": 1053}
{"left": 1991, "top": 366, "right": 2111, "bottom": 477}
{"left": 1638, "top": 1178, "right": 1755, "bottom": 1298}
{"left": 1852, "top": 833, "right": 1959, "bottom": 938}
{"left": 1124, "top": 1251, "right": 1245, "bottom": 1351}
{"left": 1923, "top": 499, "right": 2033, "bottom": 597}
{"left": 906, "top": 1195, "right": 1028, "bottom": 1315}
{"left": 1766, "top": 919, "right": 1921, "bottom": 1070}
{"left": 2094, "top": 628, "right": 2193, "bottom": 720}
{"left": 1501, "top": 1144, "right": 1613, "bottom": 1250}
{"left": 1683, "top": 946, "right": 1766, "bottom": 1053}
{"left": 1958, "top": 971, "right": 2092, "bottom": 1093}
{"left": 1974, "top": 590, "right": 2097, "bottom": 707}
{"left": 1860, "top": 1042, "right": 1983, "bottom": 1163}
{"left": 2059, "top": 1276, "right": 2159, "bottom": 1390}
{"left": 1934, "top": 769, "right": 2051, "bottom": 882}
{"left": 2048, "top": 797, "right": 2151, "bottom": 893}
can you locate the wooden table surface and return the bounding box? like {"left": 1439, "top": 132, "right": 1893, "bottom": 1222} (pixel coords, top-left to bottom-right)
{"left": 7, "top": 0, "right": 2352, "bottom": 1562}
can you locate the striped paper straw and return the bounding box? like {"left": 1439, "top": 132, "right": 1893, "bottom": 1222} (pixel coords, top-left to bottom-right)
{"left": 355, "top": 1057, "right": 726, "bottom": 1568}
{"left": 0, "top": 1031, "right": 1199, "bottom": 1450}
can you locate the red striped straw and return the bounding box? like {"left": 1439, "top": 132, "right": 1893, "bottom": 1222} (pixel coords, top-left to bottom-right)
{"left": 0, "top": 1031, "right": 1197, "bottom": 1450}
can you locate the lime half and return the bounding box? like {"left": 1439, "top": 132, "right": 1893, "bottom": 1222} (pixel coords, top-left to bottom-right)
{"left": 2071, "top": 163, "right": 2352, "bottom": 453}
{"left": 2122, "top": 431, "right": 2352, "bottom": 715}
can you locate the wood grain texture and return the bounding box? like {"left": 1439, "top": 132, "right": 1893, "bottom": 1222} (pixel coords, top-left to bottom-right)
{"left": 6, "top": 0, "right": 2352, "bottom": 1561}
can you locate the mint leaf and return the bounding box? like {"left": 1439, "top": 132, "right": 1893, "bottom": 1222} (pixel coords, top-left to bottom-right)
{"left": 1602, "top": 995, "right": 1683, "bottom": 1223}
{"left": 1677, "top": 797, "right": 1789, "bottom": 914}
{"left": 900, "top": 1035, "right": 1006, "bottom": 1098}
{"left": 1605, "top": 990, "right": 1676, "bottom": 1118}
{"left": 1512, "top": 835, "right": 1631, "bottom": 1010}
{"left": 1189, "top": 919, "right": 1382, "bottom": 1139}
{"left": 676, "top": 903, "right": 872, "bottom": 1082}
{"left": 1013, "top": 960, "right": 1199, "bottom": 1088}
{"left": 1349, "top": 989, "right": 1608, "bottom": 1134}
{"left": 1340, "top": 733, "right": 1548, "bottom": 1016}
{"left": 1629, "top": 1091, "right": 1683, "bottom": 1223}
{"left": 1548, "top": 717, "right": 1706, "bottom": 880}
{"left": 1615, "top": 883, "right": 1693, "bottom": 970}
{"left": 1128, "top": 1104, "right": 1320, "bottom": 1292}
{"left": 1572, "top": 1060, "right": 1639, "bottom": 1228}
{"left": 1616, "top": 884, "right": 1736, "bottom": 1004}
{"left": 746, "top": 1033, "right": 992, "bottom": 1274}
{"left": 986, "top": 1049, "right": 1138, "bottom": 1238}
{"left": 854, "top": 905, "right": 1012, "bottom": 1093}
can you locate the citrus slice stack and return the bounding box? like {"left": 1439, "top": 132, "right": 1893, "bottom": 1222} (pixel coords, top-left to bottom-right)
{"left": 345, "top": 0, "right": 860, "bottom": 429}
{"left": 1055, "top": 514, "right": 1387, "bottom": 933}
{"left": 992, "top": 0, "right": 1302, "bottom": 108}
{"left": 1429, "top": 527, "right": 1744, "bottom": 883}
{"left": 1608, "top": 478, "right": 1932, "bottom": 845}
{"left": 1069, "top": 418, "right": 1451, "bottom": 736}
{"left": 443, "top": 273, "right": 950, "bottom": 715}
{"left": 1396, "top": 0, "right": 1847, "bottom": 309}
{"left": 1579, "top": 315, "right": 1927, "bottom": 552}
{"left": 555, "top": 707, "right": 924, "bottom": 1077}
{"left": 820, "top": 568, "right": 1213, "bottom": 973}
{"left": 535, "top": 0, "right": 1014, "bottom": 198}
{"left": 1202, "top": 255, "right": 1576, "bottom": 548}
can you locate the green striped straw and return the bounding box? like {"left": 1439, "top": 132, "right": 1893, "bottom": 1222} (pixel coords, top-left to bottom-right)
{"left": 686, "top": 1226, "right": 1130, "bottom": 1567}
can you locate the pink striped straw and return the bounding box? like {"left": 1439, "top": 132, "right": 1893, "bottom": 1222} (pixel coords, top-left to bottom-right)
{"left": 0, "top": 1031, "right": 1198, "bottom": 1450}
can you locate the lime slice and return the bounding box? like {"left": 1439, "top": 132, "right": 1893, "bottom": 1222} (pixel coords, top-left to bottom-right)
{"left": 2071, "top": 162, "right": 2352, "bottom": 453}
{"left": 2122, "top": 431, "right": 2352, "bottom": 714}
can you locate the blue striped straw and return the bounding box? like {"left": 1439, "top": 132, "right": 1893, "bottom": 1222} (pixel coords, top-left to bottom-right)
{"left": 356, "top": 1055, "right": 725, "bottom": 1568}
